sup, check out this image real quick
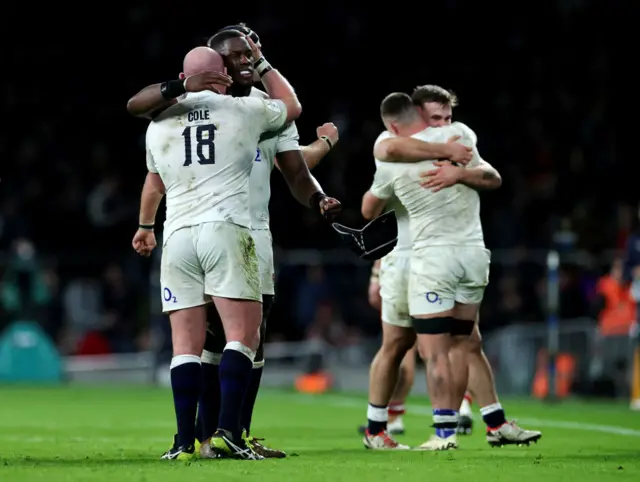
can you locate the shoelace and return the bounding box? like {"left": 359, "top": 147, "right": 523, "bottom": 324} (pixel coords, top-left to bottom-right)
{"left": 242, "top": 435, "right": 266, "bottom": 455}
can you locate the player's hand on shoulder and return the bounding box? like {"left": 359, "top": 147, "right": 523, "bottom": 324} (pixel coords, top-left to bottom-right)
{"left": 318, "top": 195, "right": 342, "bottom": 221}
{"left": 184, "top": 71, "right": 233, "bottom": 94}
{"left": 420, "top": 161, "right": 463, "bottom": 193}
{"left": 132, "top": 229, "right": 157, "bottom": 257}
{"left": 316, "top": 122, "right": 339, "bottom": 147}
{"left": 446, "top": 135, "right": 473, "bottom": 165}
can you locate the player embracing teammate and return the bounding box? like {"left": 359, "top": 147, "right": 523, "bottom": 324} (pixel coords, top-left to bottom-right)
{"left": 129, "top": 26, "right": 341, "bottom": 460}
{"left": 360, "top": 86, "right": 542, "bottom": 450}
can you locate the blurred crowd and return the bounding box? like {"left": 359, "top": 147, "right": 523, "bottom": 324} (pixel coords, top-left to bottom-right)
{"left": 1, "top": 1, "right": 633, "bottom": 356}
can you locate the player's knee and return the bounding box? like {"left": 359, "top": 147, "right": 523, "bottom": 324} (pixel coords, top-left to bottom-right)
{"left": 468, "top": 325, "right": 483, "bottom": 354}
{"left": 225, "top": 330, "right": 260, "bottom": 352}
{"left": 204, "top": 303, "right": 226, "bottom": 354}
{"left": 381, "top": 328, "right": 415, "bottom": 355}
{"left": 251, "top": 328, "right": 261, "bottom": 352}
{"left": 380, "top": 340, "right": 413, "bottom": 364}
{"left": 223, "top": 341, "right": 256, "bottom": 362}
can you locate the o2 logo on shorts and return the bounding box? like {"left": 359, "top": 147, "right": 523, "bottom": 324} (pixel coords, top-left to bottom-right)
{"left": 254, "top": 148, "right": 262, "bottom": 162}
{"left": 163, "top": 287, "right": 177, "bottom": 304}
{"left": 425, "top": 292, "right": 442, "bottom": 304}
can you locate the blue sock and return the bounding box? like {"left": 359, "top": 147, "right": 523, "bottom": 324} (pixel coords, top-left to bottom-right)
{"left": 196, "top": 357, "right": 221, "bottom": 442}
{"left": 218, "top": 343, "right": 254, "bottom": 439}
{"left": 170, "top": 355, "right": 202, "bottom": 448}
{"left": 240, "top": 364, "right": 263, "bottom": 435}
{"left": 433, "top": 408, "right": 458, "bottom": 438}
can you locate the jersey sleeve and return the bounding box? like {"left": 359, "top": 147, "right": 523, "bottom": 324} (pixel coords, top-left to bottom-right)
{"left": 369, "top": 162, "right": 395, "bottom": 200}
{"left": 145, "top": 130, "right": 158, "bottom": 173}
{"left": 242, "top": 97, "right": 288, "bottom": 134}
{"left": 453, "top": 122, "right": 482, "bottom": 167}
{"left": 276, "top": 122, "right": 301, "bottom": 153}
{"left": 373, "top": 130, "right": 394, "bottom": 149}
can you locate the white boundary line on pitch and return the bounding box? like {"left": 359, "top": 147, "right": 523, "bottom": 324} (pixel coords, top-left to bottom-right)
{"left": 2, "top": 392, "right": 638, "bottom": 439}
{"left": 290, "top": 393, "right": 640, "bottom": 437}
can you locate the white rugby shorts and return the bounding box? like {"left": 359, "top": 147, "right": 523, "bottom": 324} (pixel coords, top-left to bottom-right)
{"left": 160, "top": 222, "right": 261, "bottom": 312}
{"left": 252, "top": 229, "right": 275, "bottom": 296}
{"left": 379, "top": 251, "right": 411, "bottom": 328}
{"left": 409, "top": 246, "right": 490, "bottom": 316}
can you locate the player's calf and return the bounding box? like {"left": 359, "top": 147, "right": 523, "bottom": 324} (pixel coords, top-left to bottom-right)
{"left": 165, "top": 307, "right": 207, "bottom": 457}
{"left": 211, "top": 296, "right": 262, "bottom": 446}
{"left": 365, "top": 326, "right": 414, "bottom": 439}
{"left": 413, "top": 316, "right": 460, "bottom": 442}
{"left": 448, "top": 317, "right": 475, "bottom": 435}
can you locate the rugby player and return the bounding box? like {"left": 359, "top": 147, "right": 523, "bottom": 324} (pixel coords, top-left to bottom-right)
{"left": 363, "top": 88, "right": 540, "bottom": 449}
{"left": 410, "top": 85, "right": 541, "bottom": 445}
{"left": 362, "top": 92, "right": 495, "bottom": 450}
{"left": 131, "top": 45, "right": 307, "bottom": 460}
{"left": 365, "top": 260, "right": 417, "bottom": 436}
{"left": 199, "top": 26, "right": 340, "bottom": 458}
{"left": 358, "top": 138, "right": 474, "bottom": 449}
{"left": 128, "top": 31, "right": 341, "bottom": 458}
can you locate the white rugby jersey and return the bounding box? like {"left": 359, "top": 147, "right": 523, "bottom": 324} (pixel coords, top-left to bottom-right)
{"left": 248, "top": 87, "right": 301, "bottom": 231}
{"left": 373, "top": 131, "right": 411, "bottom": 257}
{"left": 145, "top": 91, "right": 287, "bottom": 244}
{"left": 370, "top": 122, "right": 485, "bottom": 250}
{"left": 385, "top": 197, "right": 411, "bottom": 256}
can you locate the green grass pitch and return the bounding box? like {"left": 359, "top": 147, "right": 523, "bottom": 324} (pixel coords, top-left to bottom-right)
{"left": 0, "top": 386, "right": 638, "bottom": 481}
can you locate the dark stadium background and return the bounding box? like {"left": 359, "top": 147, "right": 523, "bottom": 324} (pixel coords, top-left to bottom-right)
{"left": 1, "top": 1, "right": 632, "bottom": 376}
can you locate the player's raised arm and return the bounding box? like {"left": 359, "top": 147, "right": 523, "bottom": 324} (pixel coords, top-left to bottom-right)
{"left": 127, "top": 83, "right": 174, "bottom": 119}
{"left": 300, "top": 123, "right": 340, "bottom": 169}
{"left": 271, "top": 123, "right": 341, "bottom": 219}
{"left": 246, "top": 37, "right": 301, "bottom": 122}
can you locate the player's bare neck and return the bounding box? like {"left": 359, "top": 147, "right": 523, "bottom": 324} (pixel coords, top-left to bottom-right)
{"left": 399, "top": 120, "right": 428, "bottom": 137}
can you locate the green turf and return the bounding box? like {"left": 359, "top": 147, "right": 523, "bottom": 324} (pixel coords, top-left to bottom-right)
{"left": 0, "top": 386, "right": 639, "bottom": 481}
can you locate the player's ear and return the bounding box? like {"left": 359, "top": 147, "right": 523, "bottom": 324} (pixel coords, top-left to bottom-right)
{"left": 389, "top": 122, "right": 400, "bottom": 135}
{"left": 179, "top": 72, "right": 186, "bottom": 80}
